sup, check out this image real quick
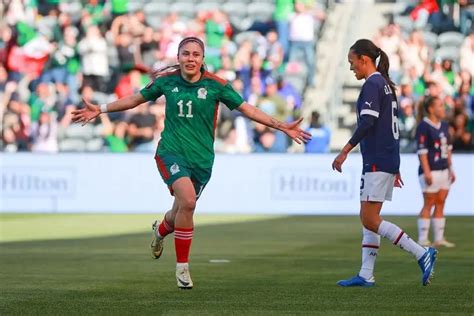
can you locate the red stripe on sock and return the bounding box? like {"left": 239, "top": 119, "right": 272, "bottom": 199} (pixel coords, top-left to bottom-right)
{"left": 394, "top": 231, "right": 404, "bottom": 245}
{"left": 175, "top": 227, "right": 193, "bottom": 263}
{"left": 362, "top": 244, "right": 379, "bottom": 249}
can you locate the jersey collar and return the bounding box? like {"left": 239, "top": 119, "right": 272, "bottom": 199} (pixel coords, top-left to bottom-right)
{"left": 366, "top": 71, "right": 381, "bottom": 80}
{"left": 423, "top": 117, "right": 441, "bottom": 129}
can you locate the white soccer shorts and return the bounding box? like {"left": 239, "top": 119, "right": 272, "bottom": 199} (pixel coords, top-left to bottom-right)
{"left": 360, "top": 171, "right": 395, "bottom": 202}
{"left": 419, "top": 169, "right": 451, "bottom": 193}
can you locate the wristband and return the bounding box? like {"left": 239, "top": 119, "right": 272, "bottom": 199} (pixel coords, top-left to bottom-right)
{"left": 100, "top": 103, "right": 108, "bottom": 113}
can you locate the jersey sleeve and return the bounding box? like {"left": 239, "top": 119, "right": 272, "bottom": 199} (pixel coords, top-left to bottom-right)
{"left": 359, "top": 80, "right": 381, "bottom": 118}
{"left": 140, "top": 78, "right": 164, "bottom": 101}
{"left": 218, "top": 83, "right": 244, "bottom": 110}
{"left": 415, "top": 122, "right": 429, "bottom": 155}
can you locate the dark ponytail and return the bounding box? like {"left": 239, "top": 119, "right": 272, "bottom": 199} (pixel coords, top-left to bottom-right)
{"left": 350, "top": 39, "right": 397, "bottom": 101}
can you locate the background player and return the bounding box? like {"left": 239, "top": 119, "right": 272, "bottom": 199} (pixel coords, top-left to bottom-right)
{"left": 331, "top": 39, "right": 437, "bottom": 287}
{"left": 71, "top": 37, "right": 311, "bottom": 290}
{"left": 416, "top": 96, "right": 456, "bottom": 248}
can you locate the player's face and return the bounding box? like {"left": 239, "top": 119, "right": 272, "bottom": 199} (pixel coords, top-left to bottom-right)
{"left": 348, "top": 50, "right": 365, "bottom": 80}
{"left": 431, "top": 98, "right": 446, "bottom": 120}
{"left": 178, "top": 42, "right": 204, "bottom": 80}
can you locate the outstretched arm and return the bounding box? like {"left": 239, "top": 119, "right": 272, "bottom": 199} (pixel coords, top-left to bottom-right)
{"left": 237, "top": 102, "right": 311, "bottom": 144}
{"left": 71, "top": 93, "right": 146, "bottom": 125}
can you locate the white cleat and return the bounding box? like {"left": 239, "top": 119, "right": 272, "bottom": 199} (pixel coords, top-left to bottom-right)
{"left": 433, "top": 239, "right": 456, "bottom": 248}
{"left": 176, "top": 265, "right": 193, "bottom": 289}
{"left": 418, "top": 239, "right": 432, "bottom": 247}
{"left": 151, "top": 220, "right": 164, "bottom": 259}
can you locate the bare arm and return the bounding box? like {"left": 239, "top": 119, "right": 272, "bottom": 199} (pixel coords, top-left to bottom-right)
{"left": 331, "top": 142, "right": 354, "bottom": 172}
{"left": 447, "top": 147, "right": 456, "bottom": 183}
{"left": 419, "top": 153, "right": 431, "bottom": 175}
{"left": 237, "top": 102, "right": 286, "bottom": 131}
{"left": 237, "top": 102, "right": 311, "bottom": 144}
{"left": 71, "top": 93, "right": 146, "bottom": 125}
{"left": 419, "top": 153, "right": 433, "bottom": 185}
{"left": 105, "top": 93, "right": 146, "bottom": 112}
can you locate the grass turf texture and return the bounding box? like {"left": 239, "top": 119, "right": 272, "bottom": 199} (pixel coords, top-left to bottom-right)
{"left": 1, "top": 215, "right": 472, "bottom": 315}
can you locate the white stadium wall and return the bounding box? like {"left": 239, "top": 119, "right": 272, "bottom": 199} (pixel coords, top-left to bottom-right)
{"left": 1, "top": 153, "right": 473, "bottom": 215}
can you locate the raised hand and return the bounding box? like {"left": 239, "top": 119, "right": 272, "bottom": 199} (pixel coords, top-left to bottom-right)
{"left": 71, "top": 98, "right": 101, "bottom": 126}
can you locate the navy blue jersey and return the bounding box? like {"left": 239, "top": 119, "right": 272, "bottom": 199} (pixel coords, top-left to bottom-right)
{"left": 356, "top": 72, "right": 400, "bottom": 174}
{"left": 415, "top": 118, "right": 451, "bottom": 175}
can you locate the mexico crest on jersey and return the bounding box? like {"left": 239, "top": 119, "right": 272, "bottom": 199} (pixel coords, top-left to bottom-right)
{"left": 197, "top": 87, "right": 207, "bottom": 99}
{"left": 170, "top": 163, "right": 180, "bottom": 175}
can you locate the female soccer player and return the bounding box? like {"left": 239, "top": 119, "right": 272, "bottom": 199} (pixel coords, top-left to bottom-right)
{"left": 71, "top": 37, "right": 311, "bottom": 289}
{"left": 416, "top": 96, "right": 456, "bottom": 248}
{"left": 331, "top": 39, "right": 437, "bottom": 287}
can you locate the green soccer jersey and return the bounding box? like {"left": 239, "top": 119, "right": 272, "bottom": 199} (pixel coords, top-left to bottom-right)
{"left": 140, "top": 70, "right": 244, "bottom": 168}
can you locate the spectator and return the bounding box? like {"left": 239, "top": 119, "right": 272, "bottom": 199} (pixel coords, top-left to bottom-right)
{"left": 265, "top": 29, "right": 284, "bottom": 72}
{"left": 459, "top": 0, "right": 474, "bottom": 35}
{"left": 1, "top": 0, "right": 325, "bottom": 153}
{"left": 78, "top": 25, "right": 108, "bottom": 91}
{"left": 289, "top": 1, "right": 318, "bottom": 87}
{"left": 399, "top": 98, "right": 417, "bottom": 153}
{"left": 256, "top": 77, "right": 289, "bottom": 123}
{"left": 127, "top": 102, "right": 157, "bottom": 152}
{"left": 274, "top": 0, "right": 294, "bottom": 61}
{"left": 460, "top": 32, "right": 474, "bottom": 78}
{"left": 451, "top": 112, "right": 473, "bottom": 151}
{"left": 101, "top": 112, "right": 128, "bottom": 153}
{"left": 30, "top": 110, "right": 59, "bottom": 153}
{"left": 253, "top": 127, "right": 288, "bottom": 153}
{"left": 304, "top": 111, "right": 330, "bottom": 153}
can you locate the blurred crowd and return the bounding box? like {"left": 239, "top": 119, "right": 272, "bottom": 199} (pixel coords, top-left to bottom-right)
{"left": 0, "top": 0, "right": 327, "bottom": 154}
{"left": 377, "top": 0, "right": 474, "bottom": 152}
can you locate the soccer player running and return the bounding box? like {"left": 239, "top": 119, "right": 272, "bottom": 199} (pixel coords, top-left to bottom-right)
{"left": 416, "top": 96, "right": 456, "bottom": 248}
{"left": 71, "top": 37, "right": 311, "bottom": 289}
{"left": 331, "top": 39, "right": 437, "bottom": 287}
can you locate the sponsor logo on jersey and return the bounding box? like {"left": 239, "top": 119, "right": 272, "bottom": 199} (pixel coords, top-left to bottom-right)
{"left": 197, "top": 87, "right": 207, "bottom": 99}
{"left": 170, "top": 163, "right": 180, "bottom": 175}
{"left": 172, "top": 87, "right": 179, "bottom": 93}
{"left": 365, "top": 101, "right": 372, "bottom": 108}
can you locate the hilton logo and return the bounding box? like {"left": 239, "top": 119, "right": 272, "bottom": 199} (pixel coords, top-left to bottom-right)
{"left": 271, "top": 168, "right": 354, "bottom": 200}
{"left": 1, "top": 168, "right": 75, "bottom": 197}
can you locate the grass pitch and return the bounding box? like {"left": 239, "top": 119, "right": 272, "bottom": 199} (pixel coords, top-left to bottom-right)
{"left": 1, "top": 214, "right": 473, "bottom": 315}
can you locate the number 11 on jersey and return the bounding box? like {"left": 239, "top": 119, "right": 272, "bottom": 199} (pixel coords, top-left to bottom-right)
{"left": 177, "top": 100, "right": 193, "bottom": 118}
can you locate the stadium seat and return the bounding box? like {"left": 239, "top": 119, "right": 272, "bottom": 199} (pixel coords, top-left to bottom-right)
{"left": 86, "top": 138, "right": 104, "bottom": 152}
{"left": 422, "top": 31, "right": 438, "bottom": 49}
{"left": 144, "top": 2, "right": 168, "bottom": 16}
{"left": 65, "top": 124, "right": 94, "bottom": 140}
{"left": 437, "top": 31, "right": 465, "bottom": 48}
{"left": 222, "top": 1, "right": 247, "bottom": 18}
{"left": 195, "top": 2, "right": 220, "bottom": 13}
{"left": 170, "top": 3, "right": 196, "bottom": 19}
{"left": 434, "top": 46, "right": 460, "bottom": 62}
{"left": 127, "top": 1, "right": 143, "bottom": 13}
{"left": 59, "top": 138, "right": 87, "bottom": 152}
{"left": 394, "top": 15, "right": 413, "bottom": 34}
{"left": 233, "top": 31, "right": 261, "bottom": 45}
{"left": 229, "top": 16, "right": 253, "bottom": 32}
{"left": 247, "top": 3, "right": 275, "bottom": 22}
